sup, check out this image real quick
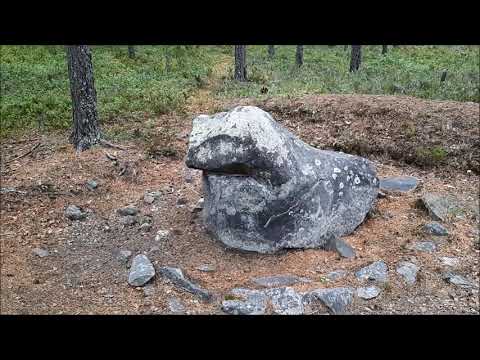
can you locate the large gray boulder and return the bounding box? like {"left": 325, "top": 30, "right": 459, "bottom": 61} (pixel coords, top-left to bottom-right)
{"left": 185, "top": 106, "right": 379, "bottom": 253}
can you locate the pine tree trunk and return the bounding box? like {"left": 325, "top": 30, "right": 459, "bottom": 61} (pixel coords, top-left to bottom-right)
{"left": 296, "top": 45, "right": 304, "bottom": 67}
{"left": 268, "top": 45, "right": 275, "bottom": 58}
{"left": 344, "top": 45, "right": 348, "bottom": 51}
{"left": 66, "top": 45, "right": 101, "bottom": 152}
{"left": 234, "top": 45, "right": 247, "bottom": 81}
{"left": 128, "top": 45, "right": 135, "bottom": 58}
{"left": 349, "top": 45, "right": 362, "bottom": 72}
{"left": 382, "top": 45, "right": 388, "bottom": 55}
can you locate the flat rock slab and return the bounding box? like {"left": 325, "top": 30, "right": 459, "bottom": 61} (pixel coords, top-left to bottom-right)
{"left": 396, "top": 261, "right": 419, "bottom": 285}
{"left": 355, "top": 261, "right": 388, "bottom": 283}
{"left": 409, "top": 241, "right": 437, "bottom": 253}
{"left": 128, "top": 255, "right": 155, "bottom": 287}
{"left": 223, "top": 288, "right": 268, "bottom": 315}
{"left": 420, "top": 193, "right": 462, "bottom": 222}
{"left": 252, "top": 274, "right": 311, "bottom": 288}
{"left": 117, "top": 206, "right": 140, "bottom": 216}
{"left": 196, "top": 264, "right": 216, "bottom": 273}
{"left": 185, "top": 106, "right": 379, "bottom": 253}
{"left": 379, "top": 176, "right": 418, "bottom": 193}
{"left": 118, "top": 250, "right": 132, "bottom": 264}
{"left": 423, "top": 222, "right": 448, "bottom": 236}
{"left": 332, "top": 238, "right": 356, "bottom": 258}
{"left": 357, "top": 286, "right": 381, "bottom": 300}
{"left": 305, "top": 287, "right": 355, "bottom": 314}
{"left": 32, "top": 248, "right": 49, "bottom": 258}
{"left": 159, "top": 266, "right": 213, "bottom": 301}
{"left": 325, "top": 270, "right": 348, "bottom": 281}
{"left": 443, "top": 272, "right": 478, "bottom": 289}
{"left": 65, "top": 205, "right": 86, "bottom": 220}
{"left": 264, "top": 287, "right": 305, "bottom": 315}
{"left": 439, "top": 257, "right": 460, "bottom": 267}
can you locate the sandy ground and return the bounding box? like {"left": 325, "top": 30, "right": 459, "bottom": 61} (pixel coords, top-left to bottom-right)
{"left": 1, "top": 93, "right": 479, "bottom": 315}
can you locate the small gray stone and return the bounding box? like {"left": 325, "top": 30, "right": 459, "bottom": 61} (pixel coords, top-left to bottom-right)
{"left": 409, "top": 241, "right": 437, "bottom": 253}
{"left": 380, "top": 176, "right": 418, "bottom": 193}
{"left": 423, "top": 222, "right": 448, "bottom": 236}
{"left": 155, "top": 230, "right": 170, "bottom": 241}
{"left": 355, "top": 261, "right": 388, "bottom": 282}
{"left": 86, "top": 180, "right": 98, "bottom": 190}
{"left": 32, "top": 248, "right": 49, "bottom": 258}
{"left": 117, "top": 206, "right": 140, "bottom": 216}
{"left": 159, "top": 266, "right": 212, "bottom": 301}
{"left": 196, "top": 264, "right": 216, "bottom": 272}
{"left": 222, "top": 300, "right": 266, "bottom": 315}
{"left": 420, "top": 193, "right": 462, "bottom": 222}
{"left": 357, "top": 286, "right": 381, "bottom": 300}
{"left": 439, "top": 256, "right": 460, "bottom": 267}
{"left": 168, "top": 297, "right": 186, "bottom": 314}
{"left": 128, "top": 254, "right": 155, "bottom": 287}
{"left": 305, "top": 287, "right": 354, "bottom": 314}
{"left": 252, "top": 274, "right": 311, "bottom": 288}
{"left": 144, "top": 194, "right": 155, "bottom": 204}
{"left": 118, "top": 250, "right": 132, "bottom": 264}
{"left": 65, "top": 205, "right": 86, "bottom": 220}
{"left": 396, "top": 261, "right": 419, "bottom": 285}
{"left": 120, "top": 215, "right": 137, "bottom": 226}
{"left": 264, "top": 287, "right": 304, "bottom": 315}
{"left": 325, "top": 270, "right": 348, "bottom": 281}
{"left": 443, "top": 272, "right": 478, "bottom": 289}
{"left": 139, "top": 222, "right": 152, "bottom": 232}
{"left": 332, "top": 238, "right": 356, "bottom": 258}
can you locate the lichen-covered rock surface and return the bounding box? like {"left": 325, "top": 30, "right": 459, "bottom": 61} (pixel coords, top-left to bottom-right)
{"left": 186, "top": 106, "right": 379, "bottom": 253}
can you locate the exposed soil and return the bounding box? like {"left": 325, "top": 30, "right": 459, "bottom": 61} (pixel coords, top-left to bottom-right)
{"left": 1, "top": 92, "right": 479, "bottom": 315}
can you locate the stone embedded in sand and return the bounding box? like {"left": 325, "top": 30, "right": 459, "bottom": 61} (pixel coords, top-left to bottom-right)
{"left": 117, "top": 206, "right": 140, "bottom": 216}
{"left": 252, "top": 274, "right": 311, "bottom": 288}
{"left": 325, "top": 270, "right": 348, "bottom": 281}
{"left": 396, "top": 261, "right": 419, "bottom": 285}
{"left": 86, "top": 180, "right": 98, "bottom": 190}
{"left": 32, "top": 248, "right": 49, "bottom": 258}
{"left": 379, "top": 176, "right": 418, "bottom": 193}
{"left": 355, "top": 261, "right": 388, "bottom": 283}
{"left": 329, "top": 238, "right": 356, "bottom": 258}
{"left": 423, "top": 222, "right": 448, "bottom": 236}
{"left": 420, "top": 193, "right": 462, "bottom": 222}
{"left": 264, "top": 287, "right": 304, "bottom": 315}
{"left": 357, "top": 286, "right": 381, "bottom": 300}
{"left": 409, "top": 241, "right": 437, "bottom": 253}
{"left": 168, "top": 297, "right": 186, "bottom": 314}
{"left": 439, "top": 257, "right": 460, "bottom": 267}
{"left": 185, "top": 106, "right": 379, "bottom": 253}
{"left": 304, "top": 287, "right": 355, "bottom": 314}
{"left": 159, "top": 266, "right": 213, "bottom": 301}
{"left": 65, "top": 205, "right": 86, "bottom": 221}
{"left": 128, "top": 254, "right": 155, "bottom": 287}
{"left": 443, "top": 272, "right": 478, "bottom": 289}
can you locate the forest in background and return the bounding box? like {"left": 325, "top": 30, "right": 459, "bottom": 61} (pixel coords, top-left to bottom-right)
{"left": 1, "top": 45, "right": 478, "bottom": 136}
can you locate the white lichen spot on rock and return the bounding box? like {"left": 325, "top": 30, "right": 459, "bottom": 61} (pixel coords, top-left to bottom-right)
{"left": 333, "top": 168, "right": 342, "bottom": 173}
{"left": 354, "top": 176, "right": 361, "bottom": 185}
{"left": 315, "top": 159, "right": 321, "bottom": 166}
{"left": 332, "top": 173, "right": 338, "bottom": 180}
{"left": 339, "top": 182, "right": 344, "bottom": 189}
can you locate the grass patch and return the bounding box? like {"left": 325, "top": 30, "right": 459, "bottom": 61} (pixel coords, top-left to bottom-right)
{"left": 1, "top": 45, "right": 216, "bottom": 136}
{"left": 216, "top": 45, "right": 479, "bottom": 103}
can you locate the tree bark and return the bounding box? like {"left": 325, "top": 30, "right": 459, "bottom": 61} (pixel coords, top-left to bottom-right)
{"left": 296, "top": 45, "right": 304, "bottom": 67}
{"left": 344, "top": 45, "right": 348, "bottom": 51}
{"left": 128, "top": 46, "right": 135, "bottom": 58}
{"left": 349, "top": 45, "right": 362, "bottom": 72}
{"left": 268, "top": 45, "right": 275, "bottom": 58}
{"left": 66, "top": 45, "right": 101, "bottom": 152}
{"left": 382, "top": 45, "right": 388, "bottom": 55}
{"left": 234, "top": 45, "right": 247, "bottom": 81}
